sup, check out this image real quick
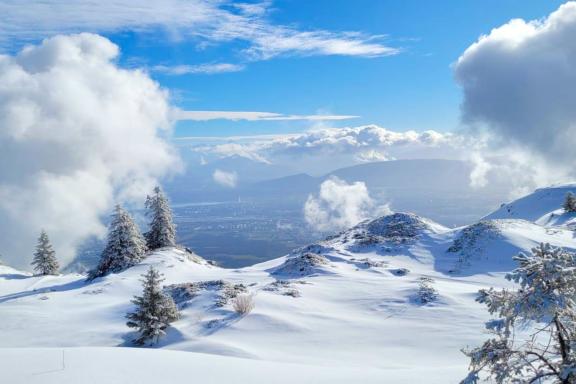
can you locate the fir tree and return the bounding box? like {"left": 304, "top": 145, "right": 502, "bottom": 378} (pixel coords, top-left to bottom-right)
{"left": 126, "top": 266, "right": 179, "bottom": 345}
{"left": 461, "top": 243, "right": 576, "bottom": 384}
{"left": 144, "top": 186, "right": 176, "bottom": 250}
{"left": 31, "top": 230, "right": 59, "bottom": 275}
{"left": 89, "top": 205, "right": 147, "bottom": 280}
{"left": 563, "top": 192, "right": 576, "bottom": 213}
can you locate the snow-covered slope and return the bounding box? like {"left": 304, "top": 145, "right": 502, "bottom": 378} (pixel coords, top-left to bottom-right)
{"left": 2, "top": 186, "right": 576, "bottom": 383}
{"left": 484, "top": 183, "right": 576, "bottom": 225}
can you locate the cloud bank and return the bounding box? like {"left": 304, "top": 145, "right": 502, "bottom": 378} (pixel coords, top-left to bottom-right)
{"left": 0, "top": 33, "right": 180, "bottom": 269}
{"left": 455, "top": 2, "right": 576, "bottom": 189}
{"left": 0, "top": 0, "right": 398, "bottom": 62}
{"left": 304, "top": 177, "right": 391, "bottom": 232}
{"left": 192, "top": 125, "right": 460, "bottom": 174}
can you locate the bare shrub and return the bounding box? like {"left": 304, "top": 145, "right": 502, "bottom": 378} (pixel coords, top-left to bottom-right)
{"left": 232, "top": 294, "right": 255, "bottom": 315}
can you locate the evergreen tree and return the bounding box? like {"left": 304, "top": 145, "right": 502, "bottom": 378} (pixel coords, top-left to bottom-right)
{"left": 563, "top": 192, "right": 576, "bottom": 213}
{"left": 126, "top": 266, "right": 179, "bottom": 345}
{"left": 461, "top": 243, "right": 576, "bottom": 384}
{"left": 89, "top": 205, "right": 147, "bottom": 280}
{"left": 144, "top": 186, "right": 176, "bottom": 250}
{"left": 31, "top": 230, "right": 59, "bottom": 275}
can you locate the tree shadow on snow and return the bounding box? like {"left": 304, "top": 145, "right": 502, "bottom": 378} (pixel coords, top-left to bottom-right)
{"left": 0, "top": 278, "right": 86, "bottom": 304}
{"left": 0, "top": 273, "right": 30, "bottom": 280}
{"left": 199, "top": 312, "right": 244, "bottom": 336}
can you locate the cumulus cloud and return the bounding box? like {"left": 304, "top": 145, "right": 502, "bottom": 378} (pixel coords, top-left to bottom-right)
{"left": 0, "top": 33, "right": 180, "bottom": 269}
{"left": 304, "top": 177, "right": 391, "bottom": 232}
{"left": 455, "top": 2, "right": 576, "bottom": 188}
{"left": 0, "top": 0, "right": 398, "bottom": 62}
{"left": 213, "top": 169, "right": 238, "bottom": 188}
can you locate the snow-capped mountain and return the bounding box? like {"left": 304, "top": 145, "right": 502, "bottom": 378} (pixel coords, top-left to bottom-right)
{"left": 2, "top": 184, "right": 576, "bottom": 383}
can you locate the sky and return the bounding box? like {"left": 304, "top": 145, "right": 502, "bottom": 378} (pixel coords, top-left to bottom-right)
{"left": 117, "top": 0, "right": 566, "bottom": 137}
{"left": 2, "top": 0, "right": 576, "bottom": 268}
{"left": 0, "top": 0, "right": 566, "bottom": 138}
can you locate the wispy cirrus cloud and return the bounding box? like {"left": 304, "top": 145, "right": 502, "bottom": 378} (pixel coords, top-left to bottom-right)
{"left": 153, "top": 63, "right": 245, "bottom": 75}
{"left": 172, "top": 110, "right": 359, "bottom": 122}
{"left": 0, "top": 0, "right": 399, "bottom": 62}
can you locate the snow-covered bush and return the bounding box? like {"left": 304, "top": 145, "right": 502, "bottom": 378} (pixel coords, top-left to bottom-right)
{"left": 366, "top": 213, "right": 427, "bottom": 240}
{"left": 273, "top": 252, "right": 330, "bottom": 277}
{"left": 145, "top": 186, "right": 176, "bottom": 250}
{"left": 165, "top": 280, "right": 247, "bottom": 308}
{"left": 126, "top": 267, "right": 179, "bottom": 346}
{"left": 448, "top": 221, "right": 501, "bottom": 272}
{"left": 232, "top": 294, "right": 255, "bottom": 315}
{"left": 344, "top": 213, "right": 432, "bottom": 251}
{"left": 263, "top": 279, "right": 306, "bottom": 297}
{"left": 88, "top": 205, "right": 147, "bottom": 280}
{"left": 562, "top": 192, "right": 576, "bottom": 213}
{"left": 416, "top": 277, "right": 438, "bottom": 304}
{"left": 461, "top": 243, "right": 576, "bottom": 383}
{"left": 31, "top": 230, "right": 59, "bottom": 275}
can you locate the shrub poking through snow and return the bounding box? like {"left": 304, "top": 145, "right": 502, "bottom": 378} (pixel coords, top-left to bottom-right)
{"left": 31, "top": 230, "right": 59, "bottom": 276}
{"left": 165, "top": 280, "right": 247, "bottom": 308}
{"left": 145, "top": 186, "right": 176, "bottom": 250}
{"left": 232, "top": 294, "right": 255, "bottom": 315}
{"left": 562, "top": 192, "right": 576, "bottom": 213}
{"left": 88, "top": 205, "right": 147, "bottom": 280}
{"left": 126, "top": 266, "right": 179, "bottom": 346}
{"left": 417, "top": 277, "right": 438, "bottom": 304}
{"left": 448, "top": 221, "right": 501, "bottom": 272}
{"left": 272, "top": 252, "right": 330, "bottom": 277}
{"left": 263, "top": 279, "right": 307, "bottom": 297}
{"left": 461, "top": 243, "right": 576, "bottom": 384}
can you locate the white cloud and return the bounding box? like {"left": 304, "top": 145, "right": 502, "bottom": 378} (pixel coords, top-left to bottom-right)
{"left": 153, "top": 63, "right": 245, "bottom": 75}
{"left": 0, "top": 33, "right": 180, "bottom": 269}
{"left": 173, "top": 110, "right": 359, "bottom": 121}
{"left": 192, "top": 125, "right": 460, "bottom": 173}
{"left": 213, "top": 169, "right": 238, "bottom": 188}
{"left": 454, "top": 2, "right": 576, "bottom": 188}
{"left": 0, "top": 0, "right": 399, "bottom": 61}
{"left": 304, "top": 177, "right": 391, "bottom": 232}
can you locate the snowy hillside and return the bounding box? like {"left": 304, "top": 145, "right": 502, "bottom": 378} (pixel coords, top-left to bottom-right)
{"left": 2, "top": 186, "right": 576, "bottom": 383}
{"left": 485, "top": 183, "right": 576, "bottom": 225}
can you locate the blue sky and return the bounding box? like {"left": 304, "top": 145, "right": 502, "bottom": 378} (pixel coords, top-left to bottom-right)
{"left": 110, "top": 0, "right": 564, "bottom": 137}
{"left": 1, "top": 0, "right": 567, "bottom": 137}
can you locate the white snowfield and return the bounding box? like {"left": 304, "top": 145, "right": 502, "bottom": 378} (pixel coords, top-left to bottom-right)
{"left": 2, "top": 184, "right": 576, "bottom": 383}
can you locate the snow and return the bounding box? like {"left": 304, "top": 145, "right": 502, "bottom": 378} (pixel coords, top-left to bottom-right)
{"left": 484, "top": 183, "right": 576, "bottom": 223}
{"left": 2, "top": 186, "right": 576, "bottom": 383}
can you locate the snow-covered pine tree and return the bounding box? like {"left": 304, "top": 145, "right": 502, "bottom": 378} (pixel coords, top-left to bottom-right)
{"left": 126, "top": 266, "right": 180, "bottom": 345}
{"left": 144, "top": 186, "right": 176, "bottom": 250}
{"left": 31, "top": 230, "right": 59, "bottom": 275}
{"left": 88, "top": 205, "right": 147, "bottom": 280}
{"left": 461, "top": 243, "right": 576, "bottom": 384}
{"left": 563, "top": 192, "right": 576, "bottom": 213}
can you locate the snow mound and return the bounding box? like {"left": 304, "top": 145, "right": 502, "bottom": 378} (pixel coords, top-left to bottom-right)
{"left": 271, "top": 253, "right": 332, "bottom": 277}
{"left": 337, "top": 213, "right": 447, "bottom": 251}
{"left": 448, "top": 221, "right": 501, "bottom": 253}
{"left": 484, "top": 183, "right": 576, "bottom": 223}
